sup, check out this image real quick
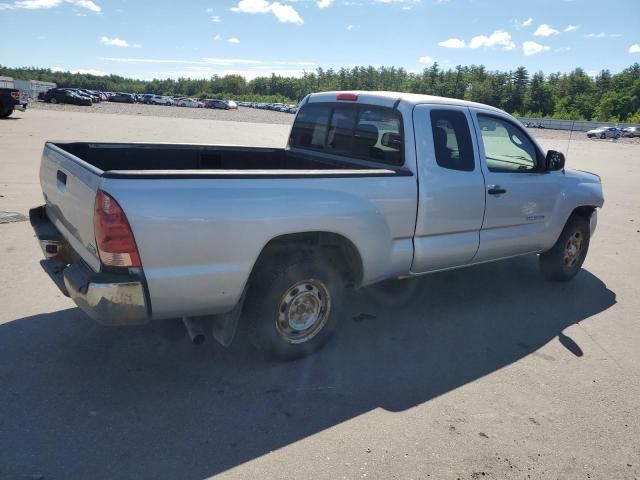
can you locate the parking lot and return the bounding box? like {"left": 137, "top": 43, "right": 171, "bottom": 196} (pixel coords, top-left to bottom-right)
{"left": 1, "top": 108, "right": 639, "bottom": 480}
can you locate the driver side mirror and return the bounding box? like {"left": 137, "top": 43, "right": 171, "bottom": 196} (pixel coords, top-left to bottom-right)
{"left": 381, "top": 132, "right": 402, "bottom": 149}
{"left": 545, "top": 150, "right": 565, "bottom": 171}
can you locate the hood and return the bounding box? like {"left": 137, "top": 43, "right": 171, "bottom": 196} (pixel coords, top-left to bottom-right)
{"left": 563, "top": 168, "right": 601, "bottom": 183}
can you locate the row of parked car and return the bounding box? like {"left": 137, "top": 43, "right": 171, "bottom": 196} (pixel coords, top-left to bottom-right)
{"left": 37, "top": 88, "right": 300, "bottom": 114}
{"left": 586, "top": 125, "right": 640, "bottom": 139}
{"left": 236, "top": 101, "right": 298, "bottom": 113}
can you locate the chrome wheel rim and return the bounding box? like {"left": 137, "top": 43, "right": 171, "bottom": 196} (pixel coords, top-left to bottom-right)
{"left": 276, "top": 279, "right": 331, "bottom": 344}
{"left": 564, "top": 231, "right": 583, "bottom": 267}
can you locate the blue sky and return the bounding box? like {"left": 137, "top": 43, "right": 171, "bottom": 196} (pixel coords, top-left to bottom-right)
{"left": 2, "top": 0, "right": 639, "bottom": 80}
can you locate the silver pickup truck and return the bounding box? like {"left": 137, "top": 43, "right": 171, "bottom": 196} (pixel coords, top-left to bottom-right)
{"left": 31, "top": 91, "right": 604, "bottom": 358}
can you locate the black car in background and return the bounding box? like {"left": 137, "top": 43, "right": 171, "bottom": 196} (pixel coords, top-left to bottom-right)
{"left": 205, "top": 99, "right": 231, "bottom": 109}
{"left": 43, "top": 88, "right": 92, "bottom": 106}
{"left": 108, "top": 92, "right": 135, "bottom": 103}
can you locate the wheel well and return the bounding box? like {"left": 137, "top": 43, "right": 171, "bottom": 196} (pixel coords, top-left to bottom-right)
{"left": 251, "top": 232, "right": 364, "bottom": 287}
{"left": 570, "top": 206, "right": 596, "bottom": 222}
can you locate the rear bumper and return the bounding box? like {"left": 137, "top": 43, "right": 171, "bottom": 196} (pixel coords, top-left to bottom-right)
{"left": 30, "top": 206, "right": 150, "bottom": 326}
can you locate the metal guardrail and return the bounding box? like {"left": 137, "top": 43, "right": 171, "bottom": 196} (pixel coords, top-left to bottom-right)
{"left": 518, "top": 117, "right": 640, "bottom": 132}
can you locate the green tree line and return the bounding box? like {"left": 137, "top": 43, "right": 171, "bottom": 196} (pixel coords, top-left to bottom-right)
{"left": 2, "top": 63, "right": 639, "bottom": 123}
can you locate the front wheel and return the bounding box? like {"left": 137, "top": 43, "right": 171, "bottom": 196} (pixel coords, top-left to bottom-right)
{"left": 245, "top": 256, "right": 344, "bottom": 360}
{"left": 50, "top": 98, "right": 57, "bottom": 104}
{"left": 600, "top": 133, "right": 606, "bottom": 139}
{"left": 540, "top": 215, "right": 590, "bottom": 281}
{"left": 1, "top": 107, "right": 14, "bottom": 118}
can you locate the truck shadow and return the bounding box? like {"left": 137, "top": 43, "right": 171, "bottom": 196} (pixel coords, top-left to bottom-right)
{"left": 0, "top": 257, "right": 615, "bottom": 479}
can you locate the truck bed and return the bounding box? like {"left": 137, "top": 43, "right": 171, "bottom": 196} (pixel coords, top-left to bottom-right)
{"left": 51, "top": 142, "right": 404, "bottom": 178}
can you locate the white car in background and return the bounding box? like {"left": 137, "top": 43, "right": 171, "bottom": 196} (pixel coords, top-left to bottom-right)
{"left": 176, "top": 98, "right": 203, "bottom": 108}
{"left": 150, "top": 95, "right": 174, "bottom": 106}
{"left": 586, "top": 126, "right": 620, "bottom": 139}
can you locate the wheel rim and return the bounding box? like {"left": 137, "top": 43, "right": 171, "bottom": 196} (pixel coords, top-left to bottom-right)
{"left": 563, "top": 230, "right": 583, "bottom": 267}
{"left": 276, "top": 278, "right": 331, "bottom": 344}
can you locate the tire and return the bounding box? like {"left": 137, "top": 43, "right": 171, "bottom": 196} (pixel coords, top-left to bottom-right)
{"left": 245, "top": 255, "right": 344, "bottom": 360}
{"left": 50, "top": 98, "right": 57, "bottom": 104}
{"left": 615, "top": 134, "right": 620, "bottom": 139}
{"left": 587, "top": 134, "right": 593, "bottom": 138}
{"left": 600, "top": 133, "right": 606, "bottom": 139}
{"left": 540, "top": 215, "right": 590, "bottom": 282}
{"left": 1, "top": 107, "right": 14, "bottom": 118}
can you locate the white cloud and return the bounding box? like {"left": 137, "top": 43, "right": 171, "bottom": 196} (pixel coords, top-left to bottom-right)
{"left": 521, "top": 17, "right": 533, "bottom": 27}
{"left": 100, "top": 36, "right": 140, "bottom": 48}
{"left": 213, "top": 35, "right": 222, "bottom": 41}
{"left": 587, "top": 32, "right": 606, "bottom": 38}
{"left": 206, "top": 7, "right": 213, "bottom": 12}
{"left": 98, "top": 56, "right": 316, "bottom": 69}
{"left": 610, "top": 33, "right": 622, "bottom": 38}
{"left": 438, "top": 38, "right": 465, "bottom": 48}
{"left": 346, "top": 24, "right": 354, "bottom": 30}
{"left": 534, "top": 24, "right": 559, "bottom": 37}
{"left": 211, "top": 15, "right": 221, "bottom": 22}
{"left": 70, "top": 0, "right": 99, "bottom": 11}
{"left": 0, "top": 0, "right": 100, "bottom": 10}
{"left": 564, "top": 24, "right": 579, "bottom": 32}
{"left": 230, "top": 0, "right": 303, "bottom": 24}
{"left": 523, "top": 41, "right": 550, "bottom": 56}
{"left": 317, "top": 0, "right": 333, "bottom": 7}
{"left": 227, "top": 37, "right": 240, "bottom": 44}
{"left": 418, "top": 55, "right": 434, "bottom": 66}
{"left": 372, "top": 0, "right": 422, "bottom": 3}
{"left": 630, "top": 44, "right": 640, "bottom": 54}
{"left": 469, "top": 30, "right": 515, "bottom": 50}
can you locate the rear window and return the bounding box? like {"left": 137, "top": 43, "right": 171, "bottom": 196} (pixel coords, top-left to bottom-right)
{"left": 290, "top": 103, "right": 403, "bottom": 165}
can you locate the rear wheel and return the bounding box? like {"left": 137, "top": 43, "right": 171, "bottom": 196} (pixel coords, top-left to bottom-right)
{"left": 50, "top": 98, "right": 57, "bottom": 104}
{"left": 599, "top": 132, "right": 606, "bottom": 139}
{"left": 540, "top": 215, "right": 590, "bottom": 281}
{"left": 0, "top": 107, "right": 14, "bottom": 118}
{"left": 245, "top": 255, "right": 344, "bottom": 360}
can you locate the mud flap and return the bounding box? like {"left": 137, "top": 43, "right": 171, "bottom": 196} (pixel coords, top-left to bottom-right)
{"left": 211, "top": 289, "right": 246, "bottom": 347}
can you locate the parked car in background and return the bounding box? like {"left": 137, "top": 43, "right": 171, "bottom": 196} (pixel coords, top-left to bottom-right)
{"left": 150, "top": 95, "right": 174, "bottom": 106}
{"left": 78, "top": 89, "right": 101, "bottom": 102}
{"left": 204, "top": 99, "right": 230, "bottom": 109}
{"left": 108, "top": 92, "right": 135, "bottom": 103}
{"left": 176, "top": 98, "right": 203, "bottom": 108}
{"left": 586, "top": 126, "right": 620, "bottom": 139}
{"left": 621, "top": 126, "right": 640, "bottom": 138}
{"left": 0, "top": 87, "right": 28, "bottom": 118}
{"left": 43, "top": 88, "right": 92, "bottom": 106}
{"left": 139, "top": 94, "right": 154, "bottom": 104}
{"left": 226, "top": 100, "right": 238, "bottom": 109}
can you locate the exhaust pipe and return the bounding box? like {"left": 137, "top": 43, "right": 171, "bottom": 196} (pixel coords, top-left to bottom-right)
{"left": 182, "top": 317, "right": 205, "bottom": 345}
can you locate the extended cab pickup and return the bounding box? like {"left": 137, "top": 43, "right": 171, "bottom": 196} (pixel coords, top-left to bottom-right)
{"left": 31, "top": 91, "right": 604, "bottom": 358}
{"left": 0, "top": 87, "right": 28, "bottom": 118}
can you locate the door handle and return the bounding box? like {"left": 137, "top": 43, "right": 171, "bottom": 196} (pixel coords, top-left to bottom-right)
{"left": 487, "top": 185, "right": 506, "bottom": 195}
{"left": 57, "top": 170, "right": 67, "bottom": 185}
{"left": 56, "top": 170, "right": 67, "bottom": 191}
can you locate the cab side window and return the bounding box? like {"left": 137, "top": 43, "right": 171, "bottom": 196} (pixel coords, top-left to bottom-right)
{"left": 477, "top": 115, "right": 538, "bottom": 172}
{"left": 429, "top": 110, "right": 474, "bottom": 171}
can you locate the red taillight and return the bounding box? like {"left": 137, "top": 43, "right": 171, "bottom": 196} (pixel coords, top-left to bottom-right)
{"left": 336, "top": 93, "right": 358, "bottom": 101}
{"left": 94, "top": 190, "right": 141, "bottom": 268}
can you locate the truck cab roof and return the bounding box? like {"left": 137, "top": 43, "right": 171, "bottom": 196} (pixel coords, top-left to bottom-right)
{"left": 306, "top": 90, "right": 505, "bottom": 114}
